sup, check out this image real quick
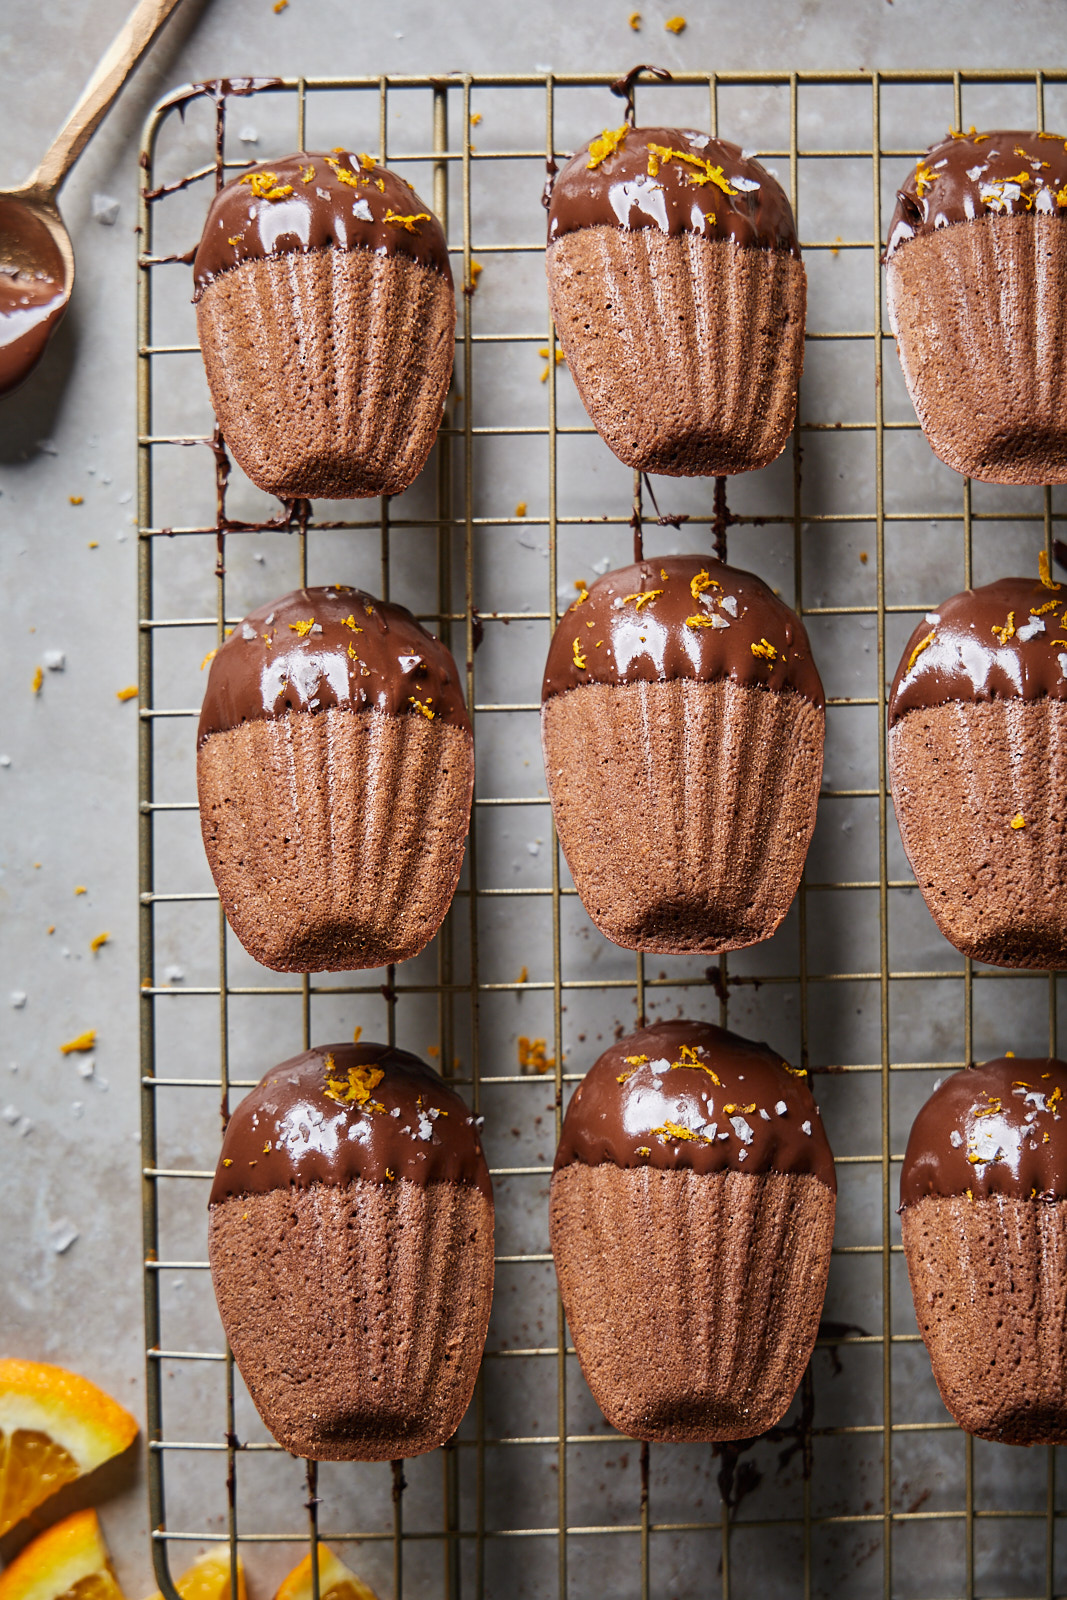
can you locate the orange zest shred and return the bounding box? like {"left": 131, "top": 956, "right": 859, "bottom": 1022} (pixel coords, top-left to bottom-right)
{"left": 690, "top": 568, "right": 721, "bottom": 601}
{"left": 116, "top": 685, "right": 138, "bottom": 701}
{"left": 341, "top": 614, "right": 363, "bottom": 632}
{"left": 301, "top": 164, "right": 315, "bottom": 183}
{"left": 664, "top": 14, "right": 687, "bottom": 31}
{"left": 636, "top": 1145, "right": 652, "bottom": 1156}
{"left": 570, "top": 581, "right": 589, "bottom": 609}
{"left": 31, "top": 665, "right": 43, "bottom": 695}
{"left": 288, "top": 618, "right": 316, "bottom": 637}
{"left": 239, "top": 171, "right": 294, "bottom": 202}
{"left": 651, "top": 1120, "right": 708, "bottom": 1144}
{"left": 991, "top": 611, "right": 1016, "bottom": 644}
{"left": 1057, "top": 184, "right": 1067, "bottom": 207}
{"left": 622, "top": 589, "right": 663, "bottom": 610}
{"left": 200, "top": 649, "right": 217, "bottom": 670}
{"left": 227, "top": 235, "right": 242, "bottom": 248}
{"left": 914, "top": 161, "right": 938, "bottom": 197}
{"left": 907, "top": 629, "right": 936, "bottom": 671}
{"left": 89, "top": 932, "right": 110, "bottom": 953}
{"left": 518, "top": 1036, "right": 554, "bottom": 1074}
{"left": 1040, "top": 549, "right": 1061, "bottom": 589}
{"left": 60, "top": 1030, "right": 96, "bottom": 1055}
{"left": 384, "top": 209, "right": 431, "bottom": 232}
{"left": 409, "top": 696, "right": 435, "bottom": 719}
{"left": 587, "top": 125, "right": 630, "bottom": 170}
{"left": 323, "top": 1053, "right": 385, "bottom": 1109}
{"left": 629, "top": 10, "right": 642, "bottom": 27}
{"left": 751, "top": 637, "right": 778, "bottom": 663}
{"left": 949, "top": 125, "right": 983, "bottom": 140}
{"left": 722, "top": 1101, "right": 757, "bottom": 1115}
{"left": 572, "top": 638, "right": 587, "bottom": 670}
{"left": 647, "top": 143, "right": 737, "bottom": 194}
{"left": 1011, "top": 813, "right": 1027, "bottom": 830}
{"left": 686, "top": 613, "right": 727, "bottom": 630}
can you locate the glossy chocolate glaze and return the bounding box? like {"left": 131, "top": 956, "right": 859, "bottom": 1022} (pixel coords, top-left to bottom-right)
{"left": 888, "top": 575, "right": 1067, "bottom": 726}
{"left": 548, "top": 125, "right": 799, "bottom": 255}
{"left": 886, "top": 129, "right": 1067, "bottom": 259}
{"left": 210, "top": 1043, "right": 491, "bottom": 1203}
{"left": 542, "top": 556, "right": 824, "bottom": 706}
{"left": 198, "top": 585, "right": 470, "bottom": 746}
{"left": 193, "top": 151, "right": 451, "bottom": 297}
{"left": 554, "top": 1019, "right": 836, "bottom": 1188}
{"left": 0, "top": 201, "right": 67, "bottom": 397}
{"left": 900, "top": 1057, "right": 1067, "bottom": 1206}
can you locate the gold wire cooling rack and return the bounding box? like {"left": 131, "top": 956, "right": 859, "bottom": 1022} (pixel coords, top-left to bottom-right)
{"left": 137, "top": 68, "right": 1067, "bottom": 1600}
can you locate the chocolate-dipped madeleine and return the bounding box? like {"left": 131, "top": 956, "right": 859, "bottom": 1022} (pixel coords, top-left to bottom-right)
{"left": 888, "top": 570, "right": 1067, "bottom": 967}
{"left": 546, "top": 126, "right": 805, "bottom": 475}
{"left": 193, "top": 151, "right": 454, "bottom": 499}
{"left": 550, "top": 1020, "right": 835, "bottom": 1441}
{"left": 198, "top": 585, "right": 473, "bottom": 971}
{"left": 885, "top": 130, "right": 1067, "bottom": 483}
{"left": 208, "top": 1043, "right": 494, "bottom": 1461}
{"left": 541, "top": 556, "right": 824, "bottom": 953}
{"left": 901, "top": 1057, "right": 1067, "bottom": 1444}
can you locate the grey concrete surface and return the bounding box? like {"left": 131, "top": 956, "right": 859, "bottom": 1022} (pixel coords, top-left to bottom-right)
{"left": 3, "top": 3, "right": 1067, "bottom": 1597}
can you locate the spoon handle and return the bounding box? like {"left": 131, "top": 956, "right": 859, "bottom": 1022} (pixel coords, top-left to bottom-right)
{"left": 26, "top": 0, "right": 185, "bottom": 200}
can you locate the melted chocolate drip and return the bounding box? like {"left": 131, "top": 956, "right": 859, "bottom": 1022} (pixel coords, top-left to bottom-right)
{"left": 885, "top": 129, "right": 1067, "bottom": 259}
{"left": 888, "top": 576, "right": 1067, "bottom": 726}
{"left": 0, "top": 201, "right": 67, "bottom": 397}
{"left": 554, "top": 1019, "right": 836, "bottom": 1189}
{"left": 210, "top": 1043, "right": 491, "bottom": 1203}
{"left": 900, "top": 1057, "right": 1067, "bottom": 1206}
{"left": 541, "top": 555, "right": 824, "bottom": 706}
{"left": 193, "top": 151, "right": 451, "bottom": 298}
{"left": 198, "top": 585, "right": 470, "bottom": 746}
{"left": 547, "top": 125, "right": 799, "bottom": 255}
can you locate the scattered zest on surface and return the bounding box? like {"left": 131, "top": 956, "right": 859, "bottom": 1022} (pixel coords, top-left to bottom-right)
{"left": 647, "top": 144, "right": 737, "bottom": 194}
{"left": 116, "top": 685, "right": 138, "bottom": 700}
{"left": 686, "top": 613, "right": 727, "bottom": 630}
{"left": 664, "top": 14, "right": 687, "bottom": 31}
{"left": 651, "top": 1121, "right": 706, "bottom": 1143}
{"left": 1011, "top": 813, "right": 1027, "bottom": 830}
{"left": 89, "top": 932, "right": 110, "bottom": 954}
{"left": 991, "top": 611, "right": 1016, "bottom": 644}
{"left": 408, "top": 696, "right": 435, "bottom": 719}
{"left": 572, "top": 638, "right": 587, "bottom": 670}
{"left": 751, "top": 637, "right": 778, "bottom": 663}
{"left": 59, "top": 1031, "right": 96, "bottom": 1055}
{"left": 622, "top": 589, "right": 662, "bottom": 610}
{"left": 288, "top": 618, "right": 316, "bottom": 637}
{"left": 31, "top": 666, "right": 43, "bottom": 695}
{"left": 518, "top": 1036, "right": 554, "bottom": 1074}
{"left": 1040, "top": 550, "right": 1061, "bottom": 589}
{"left": 913, "top": 161, "right": 937, "bottom": 197}
{"left": 690, "top": 568, "right": 721, "bottom": 600}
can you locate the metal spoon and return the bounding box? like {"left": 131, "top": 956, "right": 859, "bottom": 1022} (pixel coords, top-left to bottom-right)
{"left": 0, "top": 0, "right": 185, "bottom": 397}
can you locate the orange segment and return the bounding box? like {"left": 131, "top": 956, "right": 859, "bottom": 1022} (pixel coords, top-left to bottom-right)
{"left": 0, "top": 1360, "right": 138, "bottom": 1536}
{"left": 274, "top": 1546, "right": 381, "bottom": 1600}
{"left": 145, "top": 1546, "right": 247, "bottom": 1600}
{"left": 0, "top": 1508, "right": 125, "bottom": 1600}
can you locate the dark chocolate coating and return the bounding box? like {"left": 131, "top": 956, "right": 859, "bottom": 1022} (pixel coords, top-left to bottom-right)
{"left": 193, "top": 151, "right": 451, "bottom": 297}
{"left": 888, "top": 576, "right": 1067, "bottom": 726}
{"left": 210, "top": 1043, "right": 491, "bottom": 1203}
{"left": 548, "top": 125, "right": 799, "bottom": 256}
{"left": 900, "top": 1057, "right": 1067, "bottom": 1206}
{"left": 198, "top": 585, "right": 470, "bottom": 746}
{"left": 885, "top": 129, "right": 1067, "bottom": 259}
{"left": 541, "top": 556, "right": 824, "bottom": 707}
{"left": 554, "top": 1019, "right": 836, "bottom": 1189}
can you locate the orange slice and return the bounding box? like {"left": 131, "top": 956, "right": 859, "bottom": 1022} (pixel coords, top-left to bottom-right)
{"left": 145, "top": 1546, "right": 247, "bottom": 1600}
{"left": 274, "top": 1546, "right": 381, "bottom": 1600}
{"left": 0, "top": 1359, "right": 138, "bottom": 1536}
{"left": 0, "top": 1508, "right": 125, "bottom": 1600}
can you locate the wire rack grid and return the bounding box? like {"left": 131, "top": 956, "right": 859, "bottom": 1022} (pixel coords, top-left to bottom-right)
{"left": 137, "top": 66, "right": 1067, "bottom": 1600}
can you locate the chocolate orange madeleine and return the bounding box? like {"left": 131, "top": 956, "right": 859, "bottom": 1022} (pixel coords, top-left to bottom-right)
{"left": 546, "top": 125, "right": 805, "bottom": 475}
{"left": 885, "top": 130, "right": 1067, "bottom": 483}
{"left": 209, "top": 1043, "right": 494, "bottom": 1461}
{"left": 541, "top": 555, "right": 824, "bottom": 952}
{"left": 193, "top": 151, "right": 454, "bottom": 499}
{"left": 901, "top": 1057, "right": 1067, "bottom": 1444}
{"left": 888, "top": 571, "right": 1067, "bottom": 967}
{"left": 550, "top": 1020, "right": 835, "bottom": 1441}
{"left": 198, "top": 585, "right": 473, "bottom": 971}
